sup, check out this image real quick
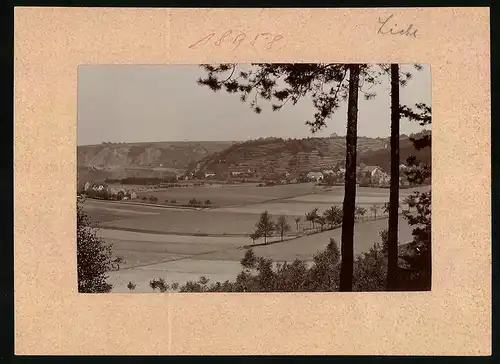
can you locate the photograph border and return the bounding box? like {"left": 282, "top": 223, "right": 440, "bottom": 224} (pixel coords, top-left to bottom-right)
{"left": 12, "top": 5, "right": 491, "bottom": 356}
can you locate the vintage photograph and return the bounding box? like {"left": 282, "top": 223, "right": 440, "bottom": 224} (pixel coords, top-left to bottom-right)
{"left": 77, "top": 63, "right": 431, "bottom": 293}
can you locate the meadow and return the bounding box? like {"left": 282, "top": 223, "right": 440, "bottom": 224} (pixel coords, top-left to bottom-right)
{"left": 86, "top": 184, "right": 428, "bottom": 236}
{"left": 82, "top": 183, "right": 426, "bottom": 292}
{"left": 134, "top": 182, "right": 324, "bottom": 207}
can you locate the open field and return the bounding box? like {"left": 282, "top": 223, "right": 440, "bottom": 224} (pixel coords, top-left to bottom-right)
{"left": 135, "top": 182, "right": 324, "bottom": 207}
{"left": 104, "top": 215, "right": 412, "bottom": 292}
{"left": 89, "top": 185, "right": 428, "bottom": 235}
{"left": 99, "top": 209, "right": 273, "bottom": 235}
{"left": 80, "top": 184, "right": 428, "bottom": 292}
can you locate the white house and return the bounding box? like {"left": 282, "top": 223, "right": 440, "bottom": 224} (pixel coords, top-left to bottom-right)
{"left": 93, "top": 183, "right": 107, "bottom": 192}
{"left": 307, "top": 171, "right": 324, "bottom": 181}
{"left": 362, "top": 166, "right": 389, "bottom": 185}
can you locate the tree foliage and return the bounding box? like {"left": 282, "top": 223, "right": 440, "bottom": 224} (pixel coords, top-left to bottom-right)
{"left": 179, "top": 239, "right": 342, "bottom": 292}
{"left": 355, "top": 205, "right": 367, "bottom": 221}
{"left": 370, "top": 204, "right": 380, "bottom": 218}
{"left": 305, "top": 207, "right": 320, "bottom": 228}
{"left": 275, "top": 215, "right": 291, "bottom": 241}
{"left": 254, "top": 211, "right": 275, "bottom": 244}
{"left": 323, "top": 205, "right": 343, "bottom": 227}
{"left": 77, "top": 202, "right": 121, "bottom": 293}
{"left": 399, "top": 102, "right": 432, "bottom": 290}
{"left": 149, "top": 277, "right": 169, "bottom": 292}
{"left": 176, "top": 235, "right": 401, "bottom": 293}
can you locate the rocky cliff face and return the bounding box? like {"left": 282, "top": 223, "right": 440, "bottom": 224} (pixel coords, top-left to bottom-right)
{"left": 77, "top": 141, "right": 234, "bottom": 182}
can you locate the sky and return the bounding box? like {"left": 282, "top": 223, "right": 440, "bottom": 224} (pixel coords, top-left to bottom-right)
{"left": 77, "top": 64, "right": 431, "bottom": 146}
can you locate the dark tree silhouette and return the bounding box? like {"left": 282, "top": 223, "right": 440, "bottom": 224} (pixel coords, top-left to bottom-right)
{"left": 387, "top": 63, "right": 401, "bottom": 291}
{"left": 196, "top": 63, "right": 420, "bottom": 291}
{"left": 339, "top": 64, "right": 360, "bottom": 291}
{"left": 400, "top": 102, "right": 432, "bottom": 290}
{"left": 149, "top": 277, "right": 169, "bottom": 292}
{"left": 127, "top": 281, "right": 136, "bottom": 291}
{"left": 77, "top": 202, "right": 121, "bottom": 293}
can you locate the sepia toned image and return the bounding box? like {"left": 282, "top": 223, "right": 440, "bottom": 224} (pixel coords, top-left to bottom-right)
{"left": 77, "top": 63, "right": 431, "bottom": 293}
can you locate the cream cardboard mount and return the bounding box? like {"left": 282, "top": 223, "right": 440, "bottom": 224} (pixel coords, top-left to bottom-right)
{"left": 14, "top": 7, "right": 491, "bottom": 356}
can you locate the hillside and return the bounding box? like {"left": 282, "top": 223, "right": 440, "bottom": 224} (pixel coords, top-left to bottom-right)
{"left": 358, "top": 131, "right": 431, "bottom": 172}
{"left": 77, "top": 141, "right": 234, "bottom": 184}
{"left": 189, "top": 133, "right": 431, "bottom": 178}
{"left": 77, "top": 132, "right": 431, "bottom": 185}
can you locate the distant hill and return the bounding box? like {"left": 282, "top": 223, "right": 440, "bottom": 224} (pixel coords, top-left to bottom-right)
{"left": 358, "top": 131, "right": 431, "bottom": 172}
{"left": 77, "top": 132, "right": 431, "bottom": 186}
{"left": 77, "top": 141, "right": 235, "bottom": 184}
{"left": 189, "top": 132, "right": 431, "bottom": 178}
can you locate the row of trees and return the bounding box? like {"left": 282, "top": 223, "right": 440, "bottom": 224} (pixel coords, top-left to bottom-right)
{"left": 84, "top": 188, "right": 131, "bottom": 201}
{"left": 138, "top": 196, "right": 213, "bottom": 207}
{"left": 250, "top": 203, "right": 374, "bottom": 246}
{"left": 188, "top": 198, "right": 212, "bottom": 206}
{"left": 250, "top": 211, "right": 291, "bottom": 244}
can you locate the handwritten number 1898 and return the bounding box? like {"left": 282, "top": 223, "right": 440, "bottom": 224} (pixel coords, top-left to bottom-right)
{"left": 189, "top": 31, "right": 284, "bottom": 50}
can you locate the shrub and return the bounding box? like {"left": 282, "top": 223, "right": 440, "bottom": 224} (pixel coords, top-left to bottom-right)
{"left": 177, "top": 238, "right": 342, "bottom": 293}
{"left": 174, "top": 231, "right": 403, "bottom": 293}
{"left": 149, "top": 278, "right": 169, "bottom": 292}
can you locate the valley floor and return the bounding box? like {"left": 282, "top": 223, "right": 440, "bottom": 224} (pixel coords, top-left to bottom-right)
{"left": 81, "top": 183, "right": 429, "bottom": 292}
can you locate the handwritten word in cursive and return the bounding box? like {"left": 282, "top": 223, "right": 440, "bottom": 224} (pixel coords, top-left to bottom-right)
{"left": 188, "top": 30, "right": 285, "bottom": 51}
{"left": 377, "top": 14, "right": 418, "bottom": 38}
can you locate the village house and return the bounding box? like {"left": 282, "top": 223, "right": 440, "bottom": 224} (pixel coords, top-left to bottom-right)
{"left": 321, "top": 169, "right": 335, "bottom": 177}
{"left": 361, "top": 165, "right": 389, "bottom": 186}
{"left": 204, "top": 171, "right": 216, "bottom": 178}
{"left": 92, "top": 183, "right": 107, "bottom": 192}
{"left": 307, "top": 171, "right": 324, "bottom": 181}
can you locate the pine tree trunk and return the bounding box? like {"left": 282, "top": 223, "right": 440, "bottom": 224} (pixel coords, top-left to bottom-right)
{"left": 387, "top": 63, "right": 400, "bottom": 291}
{"left": 339, "top": 64, "right": 360, "bottom": 292}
